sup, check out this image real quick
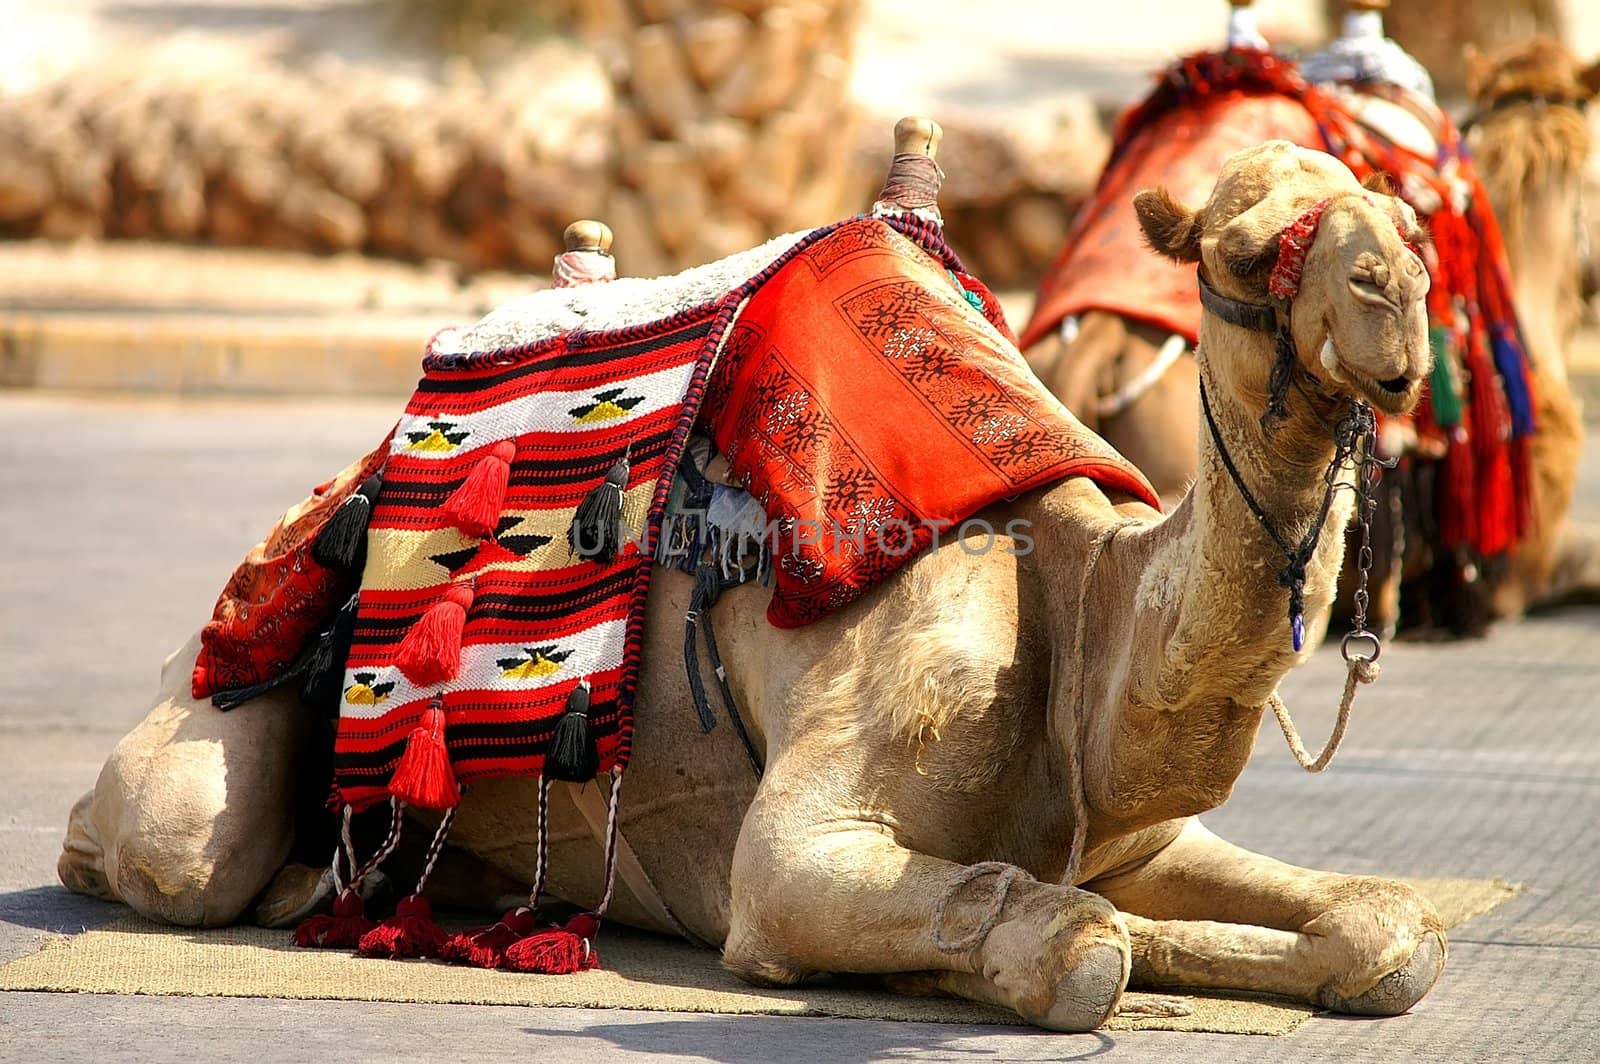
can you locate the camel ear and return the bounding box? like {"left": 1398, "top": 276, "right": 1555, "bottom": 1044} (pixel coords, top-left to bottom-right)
{"left": 1134, "top": 187, "right": 1202, "bottom": 263}
{"left": 1579, "top": 57, "right": 1600, "bottom": 101}
{"left": 1463, "top": 44, "right": 1493, "bottom": 101}
{"left": 1362, "top": 170, "right": 1397, "bottom": 196}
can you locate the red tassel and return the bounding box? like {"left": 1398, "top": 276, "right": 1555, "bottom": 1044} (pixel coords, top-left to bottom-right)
{"left": 395, "top": 583, "right": 473, "bottom": 686}
{"left": 293, "top": 888, "right": 374, "bottom": 949}
{"left": 439, "top": 906, "right": 540, "bottom": 969}
{"left": 357, "top": 894, "right": 448, "bottom": 959}
{"left": 389, "top": 700, "right": 460, "bottom": 810}
{"left": 504, "top": 912, "right": 601, "bottom": 975}
{"left": 442, "top": 441, "right": 515, "bottom": 538}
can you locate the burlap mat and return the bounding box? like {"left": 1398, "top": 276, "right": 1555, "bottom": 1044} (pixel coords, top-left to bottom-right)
{"left": 0, "top": 877, "right": 1519, "bottom": 1036}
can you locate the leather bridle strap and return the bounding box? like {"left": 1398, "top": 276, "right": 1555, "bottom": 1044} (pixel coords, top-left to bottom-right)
{"left": 1197, "top": 272, "right": 1279, "bottom": 334}
{"left": 1196, "top": 271, "right": 1300, "bottom": 428}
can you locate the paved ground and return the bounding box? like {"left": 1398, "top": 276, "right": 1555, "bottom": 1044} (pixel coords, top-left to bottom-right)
{"left": 1, "top": 393, "right": 1598, "bottom": 1061}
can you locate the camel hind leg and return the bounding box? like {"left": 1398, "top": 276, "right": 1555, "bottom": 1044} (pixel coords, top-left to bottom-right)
{"left": 59, "top": 631, "right": 309, "bottom": 927}
{"left": 1088, "top": 818, "right": 1446, "bottom": 1014}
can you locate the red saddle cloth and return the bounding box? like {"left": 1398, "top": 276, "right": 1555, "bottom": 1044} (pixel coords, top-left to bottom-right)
{"left": 192, "top": 437, "right": 391, "bottom": 699}
{"left": 706, "top": 219, "right": 1160, "bottom": 628}
{"left": 1020, "top": 91, "right": 1319, "bottom": 350}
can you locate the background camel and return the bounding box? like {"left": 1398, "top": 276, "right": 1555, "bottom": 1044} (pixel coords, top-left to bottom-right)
{"left": 1027, "top": 25, "right": 1580, "bottom": 635}
{"left": 60, "top": 138, "right": 1445, "bottom": 1032}
{"left": 1464, "top": 37, "right": 1600, "bottom": 614}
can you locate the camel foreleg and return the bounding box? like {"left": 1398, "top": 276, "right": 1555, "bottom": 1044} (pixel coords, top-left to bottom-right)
{"left": 59, "top": 632, "right": 307, "bottom": 926}
{"left": 1089, "top": 818, "right": 1446, "bottom": 1014}
{"left": 723, "top": 788, "right": 1131, "bottom": 1031}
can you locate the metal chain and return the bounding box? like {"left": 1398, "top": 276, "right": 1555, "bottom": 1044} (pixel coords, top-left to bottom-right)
{"left": 1268, "top": 406, "right": 1393, "bottom": 773}
{"left": 1341, "top": 410, "right": 1392, "bottom": 669}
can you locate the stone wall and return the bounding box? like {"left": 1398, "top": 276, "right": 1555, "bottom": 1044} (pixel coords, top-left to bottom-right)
{"left": 0, "top": 3, "right": 1109, "bottom": 288}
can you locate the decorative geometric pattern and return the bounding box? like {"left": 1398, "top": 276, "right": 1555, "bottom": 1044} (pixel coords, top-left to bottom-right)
{"left": 704, "top": 220, "right": 1159, "bottom": 627}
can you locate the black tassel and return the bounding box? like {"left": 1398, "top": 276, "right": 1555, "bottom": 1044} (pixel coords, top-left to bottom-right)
{"left": 313, "top": 473, "right": 382, "bottom": 573}
{"left": 567, "top": 450, "right": 629, "bottom": 563}
{"left": 544, "top": 680, "right": 599, "bottom": 782}
{"left": 301, "top": 592, "right": 361, "bottom": 713}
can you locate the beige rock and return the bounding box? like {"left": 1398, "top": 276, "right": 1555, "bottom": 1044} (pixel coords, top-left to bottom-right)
{"left": 725, "top": 110, "right": 808, "bottom": 224}
{"left": 279, "top": 181, "right": 366, "bottom": 251}
{"left": 605, "top": 186, "right": 669, "bottom": 277}
{"left": 679, "top": 12, "right": 750, "bottom": 89}
{"left": 37, "top": 202, "right": 105, "bottom": 241}
{"left": 636, "top": 139, "right": 708, "bottom": 253}
{"left": 0, "top": 156, "right": 56, "bottom": 222}
{"left": 630, "top": 23, "right": 702, "bottom": 138}
{"left": 682, "top": 115, "right": 751, "bottom": 187}
{"left": 157, "top": 160, "right": 206, "bottom": 239}
{"left": 711, "top": 6, "right": 804, "bottom": 119}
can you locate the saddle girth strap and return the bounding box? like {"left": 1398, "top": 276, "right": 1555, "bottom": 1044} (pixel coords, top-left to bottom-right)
{"left": 684, "top": 563, "right": 765, "bottom": 778}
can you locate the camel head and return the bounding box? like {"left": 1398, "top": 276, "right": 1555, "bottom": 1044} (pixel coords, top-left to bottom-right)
{"left": 1134, "top": 140, "right": 1430, "bottom": 417}
{"left": 1465, "top": 37, "right": 1600, "bottom": 114}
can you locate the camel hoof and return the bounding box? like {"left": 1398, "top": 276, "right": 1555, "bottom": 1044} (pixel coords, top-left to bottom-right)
{"left": 1320, "top": 931, "right": 1446, "bottom": 1016}
{"left": 1038, "top": 943, "right": 1129, "bottom": 1032}
{"left": 255, "top": 866, "right": 393, "bottom": 929}
{"left": 58, "top": 791, "right": 113, "bottom": 901}
{"left": 254, "top": 864, "right": 335, "bottom": 929}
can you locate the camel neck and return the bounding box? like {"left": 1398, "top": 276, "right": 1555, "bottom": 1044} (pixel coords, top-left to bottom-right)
{"left": 1064, "top": 323, "right": 1358, "bottom": 838}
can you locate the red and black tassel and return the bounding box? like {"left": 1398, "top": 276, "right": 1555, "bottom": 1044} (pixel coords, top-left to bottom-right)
{"left": 293, "top": 888, "right": 374, "bottom": 949}
{"left": 438, "top": 906, "right": 541, "bottom": 969}
{"left": 504, "top": 912, "right": 601, "bottom": 974}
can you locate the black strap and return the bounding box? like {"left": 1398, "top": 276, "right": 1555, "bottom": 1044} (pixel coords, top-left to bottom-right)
{"left": 684, "top": 564, "right": 764, "bottom": 777}
{"left": 1197, "top": 272, "right": 1279, "bottom": 334}
{"left": 1197, "top": 272, "right": 1298, "bottom": 429}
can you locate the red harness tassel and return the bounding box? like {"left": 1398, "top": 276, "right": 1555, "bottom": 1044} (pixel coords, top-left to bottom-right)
{"left": 442, "top": 441, "right": 516, "bottom": 538}
{"left": 357, "top": 894, "right": 448, "bottom": 960}
{"left": 439, "top": 906, "right": 541, "bottom": 969}
{"left": 395, "top": 583, "right": 473, "bottom": 686}
{"left": 389, "top": 699, "right": 460, "bottom": 811}
{"left": 293, "top": 888, "right": 374, "bottom": 949}
{"left": 504, "top": 912, "right": 601, "bottom": 974}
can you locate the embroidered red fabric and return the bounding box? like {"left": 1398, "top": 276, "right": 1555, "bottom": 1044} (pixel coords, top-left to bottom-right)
{"left": 1267, "top": 198, "right": 1333, "bottom": 300}
{"left": 704, "top": 219, "right": 1160, "bottom": 628}
{"left": 191, "top": 434, "right": 392, "bottom": 699}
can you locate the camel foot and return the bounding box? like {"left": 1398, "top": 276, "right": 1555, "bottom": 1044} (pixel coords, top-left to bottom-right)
{"left": 58, "top": 789, "right": 113, "bottom": 902}
{"left": 255, "top": 865, "right": 393, "bottom": 929}
{"left": 1319, "top": 931, "right": 1445, "bottom": 1016}
{"left": 255, "top": 864, "right": 335, "bottom": 929}
{"left": 1038, "top": 942, "right": 1129, "bottom": 1032}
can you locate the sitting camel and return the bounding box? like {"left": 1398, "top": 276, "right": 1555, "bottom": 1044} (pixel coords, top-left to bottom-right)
{"left": 1464, "top": 37, "right": 1600, "bottom": 615}
{"left": 59, "top": 139, "right": 1444, "bottom": 1031}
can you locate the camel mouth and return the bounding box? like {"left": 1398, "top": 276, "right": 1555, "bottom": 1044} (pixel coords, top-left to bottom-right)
{"left": 1344, "top": 367, "right": 1423, "bottom": 415}
{"left": 1318, "top": 338, "right": 1422, "bottom": 415}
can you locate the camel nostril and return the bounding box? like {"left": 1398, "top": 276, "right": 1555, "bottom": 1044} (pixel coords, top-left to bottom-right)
{"left": 1378, "top": 376, "right": 1410, "bottom": 394}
